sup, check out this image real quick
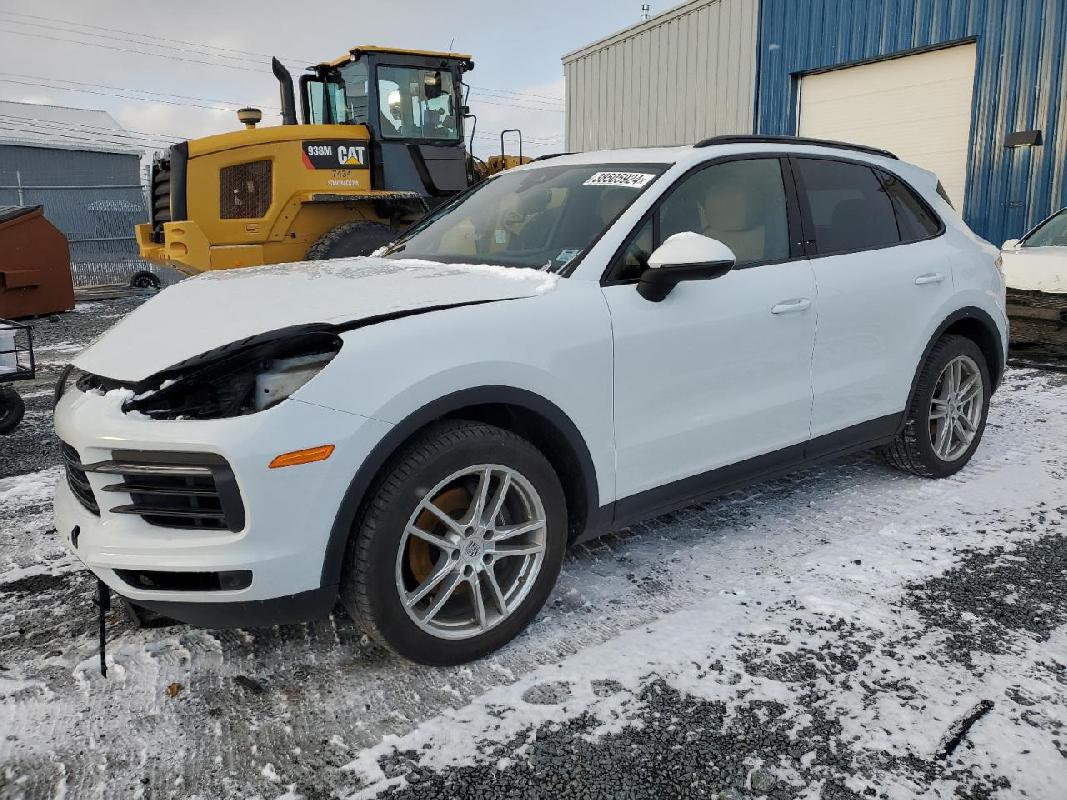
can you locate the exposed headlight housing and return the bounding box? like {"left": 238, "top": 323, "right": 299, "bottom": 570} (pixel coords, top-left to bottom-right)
{"left": 79, "top": 329, "right": 343, "bottom": 420}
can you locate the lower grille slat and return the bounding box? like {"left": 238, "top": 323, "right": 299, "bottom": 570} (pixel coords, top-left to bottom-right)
{"left": 110, "top": 504, "right": 227, "bottom": 520}
{"left": 99, "top": 482, "right": 218, "bottom": 497}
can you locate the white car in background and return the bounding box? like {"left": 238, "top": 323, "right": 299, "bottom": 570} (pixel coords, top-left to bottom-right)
{"left": 54, "top": 136, "right": 1007, "bottom": 665}
{"left": 1000, "top": 207, "right": 1067, "bottom": 293}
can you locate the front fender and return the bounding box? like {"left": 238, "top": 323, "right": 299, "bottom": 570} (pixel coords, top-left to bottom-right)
{"left": 295, "top": 281, "right": 616, "bottom": 587}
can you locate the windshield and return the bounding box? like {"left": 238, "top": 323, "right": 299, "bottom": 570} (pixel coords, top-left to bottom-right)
{"left": 383, "top": 163, "right": 667, "bottom": 271}
{"left": 377, "top": 65, "right": 459, "bottom": 140}
{"left": 1023, "top": 209, "right": 1067, "bottom": 247}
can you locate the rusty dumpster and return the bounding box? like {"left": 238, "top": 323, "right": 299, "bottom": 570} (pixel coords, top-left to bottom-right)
{"left": 0, "top": 205, "right": 75, "bottom": 319}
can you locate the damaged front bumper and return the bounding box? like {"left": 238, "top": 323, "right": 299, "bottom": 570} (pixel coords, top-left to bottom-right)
{"left": 53, "top": 383, "right": 392, "bottom": 627}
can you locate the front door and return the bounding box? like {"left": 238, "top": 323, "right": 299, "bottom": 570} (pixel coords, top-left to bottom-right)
{"left": 604, "top": 157, "right": 818, "bottom": 513}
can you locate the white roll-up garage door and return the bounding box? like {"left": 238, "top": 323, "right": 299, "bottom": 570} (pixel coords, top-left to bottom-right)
{"left": 798, "top": 43, "right": 977, "bottom": 210}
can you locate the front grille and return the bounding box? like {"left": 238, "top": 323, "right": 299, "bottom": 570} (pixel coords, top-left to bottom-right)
{"left": 61, "top": 443, "right": 99, "bottom": 516}
{"left": 150, "top": 157, "right": 172, "bottom": 240}
{"left": 61, "top": 447, "right": 245, "bottom": 532}
{"left": 105, "top": 470, "right": 228, "bottom": 530}
{"left": 219, "top": 160, "right": 272, "bottom": 219}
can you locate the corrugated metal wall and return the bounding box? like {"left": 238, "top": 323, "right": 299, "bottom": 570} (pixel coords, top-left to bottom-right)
{"left": 563, "top": 0, "right": 759, "bottom": 151}
{"left": 0, "top": 145, "right": 154, "bottom": 285}
{"left": 758, "top": 0, "right": 1067, "bottom": 245}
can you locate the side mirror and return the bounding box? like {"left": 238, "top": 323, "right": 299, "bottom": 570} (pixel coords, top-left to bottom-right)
{"left": 1001, "top": 238, "right": 1020, "bottom": 251}
{"left": 637, "top": 233, "right": 736, "bottom": 302}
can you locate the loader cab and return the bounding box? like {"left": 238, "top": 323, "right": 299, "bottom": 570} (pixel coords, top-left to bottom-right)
{"left": 300, "top": 46, "right": 474, "bottom": 204}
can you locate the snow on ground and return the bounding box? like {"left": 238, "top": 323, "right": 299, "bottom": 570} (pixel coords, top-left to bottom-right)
{"left": 0, "top": 299, "right": 1065, "bottom": 799}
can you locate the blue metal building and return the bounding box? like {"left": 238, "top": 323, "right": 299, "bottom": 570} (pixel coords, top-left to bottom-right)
{"left": 756, "top": 0, "right": 1067, "bottom": 246}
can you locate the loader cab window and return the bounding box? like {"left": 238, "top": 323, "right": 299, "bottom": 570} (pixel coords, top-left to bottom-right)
{"left": 307, "top": 61, "right": 369, "bottom": 125}
{"left": 377, "top": 66, "right": 459, "bottom": 141}
{"left": 336, "top": 60, "right": 370, "bottom": 124}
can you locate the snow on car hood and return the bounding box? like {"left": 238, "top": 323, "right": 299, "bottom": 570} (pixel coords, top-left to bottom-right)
{"left": 75, "top": 257, "right": 559, "bottom": 382}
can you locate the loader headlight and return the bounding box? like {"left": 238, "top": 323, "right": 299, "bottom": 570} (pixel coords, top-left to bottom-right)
{"left": 121, "top": 329, "right": 342, "bottom": 420}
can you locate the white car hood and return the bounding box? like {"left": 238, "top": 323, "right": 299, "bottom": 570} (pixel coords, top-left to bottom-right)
{"left": 75, "top": 257, "right": 559, "bottom": 382}
{"left": 1002, "top": 247, "right": 1067, "bottom": 293}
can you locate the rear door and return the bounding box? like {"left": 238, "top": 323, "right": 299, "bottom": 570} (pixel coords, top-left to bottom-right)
{"left": 791, "top": 156, "right": 952, "bottom": 446}
{"left": 604, "top": 156, "right": 818, "bottom": 509}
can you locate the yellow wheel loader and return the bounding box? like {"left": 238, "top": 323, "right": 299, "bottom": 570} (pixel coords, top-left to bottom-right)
{"left": 135, "top": 46, "right": 530, "bottom": 274}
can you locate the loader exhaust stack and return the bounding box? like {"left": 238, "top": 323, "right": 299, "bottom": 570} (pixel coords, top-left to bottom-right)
{"left": 272, "top": 57, "right": 298, "bottom": 125}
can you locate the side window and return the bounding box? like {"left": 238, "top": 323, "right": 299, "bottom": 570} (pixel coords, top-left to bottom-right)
{"left": 617, "top": 217, "right": 654, "bottom": 281}
{"left": 878, "top": 170, "right": 941, "bottom": 242}
{"left": 659, "top": 158, "right": 790, "bottom": 267}
{"left": 794, "top": 158, "right": 899, "bottom": 255}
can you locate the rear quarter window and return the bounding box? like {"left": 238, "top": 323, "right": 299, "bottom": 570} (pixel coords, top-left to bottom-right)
{"left": 877, "top": 170, "right": 942, "bottom": 242}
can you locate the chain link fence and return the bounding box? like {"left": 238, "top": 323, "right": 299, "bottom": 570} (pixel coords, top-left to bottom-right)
{"left": 0, "top": 180, "right": 181, "bottom": 288}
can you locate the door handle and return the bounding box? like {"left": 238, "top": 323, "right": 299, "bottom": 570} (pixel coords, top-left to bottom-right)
{"left": 914, "top": 272, "right": 945, "bottom": 285}
{"left": 771, "top": 298, "right": 812, "bottom": 315}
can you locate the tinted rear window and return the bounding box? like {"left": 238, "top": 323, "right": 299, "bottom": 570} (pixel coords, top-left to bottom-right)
{"left": 794, "top": 158, "right": 899, "bottom": 255}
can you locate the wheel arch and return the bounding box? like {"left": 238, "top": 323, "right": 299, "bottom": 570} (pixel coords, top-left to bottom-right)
{"left": 903, "top": 306, "right": 1005, "bottom": 430}
{"left": 319, "top": 386, "right": 602, "bottom": 590}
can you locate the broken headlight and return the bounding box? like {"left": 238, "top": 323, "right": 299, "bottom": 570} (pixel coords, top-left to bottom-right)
{"left": 122, "top": 329, "right": 343, "bottom": 420}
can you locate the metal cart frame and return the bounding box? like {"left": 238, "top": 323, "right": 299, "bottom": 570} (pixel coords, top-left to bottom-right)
{"left": 0, "top": 319, "right": 35, "bottom": 434}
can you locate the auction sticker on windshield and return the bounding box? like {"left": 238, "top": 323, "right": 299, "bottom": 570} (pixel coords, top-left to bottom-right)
{"left": 583, "top": 171, "right": 656, "bottom": 188}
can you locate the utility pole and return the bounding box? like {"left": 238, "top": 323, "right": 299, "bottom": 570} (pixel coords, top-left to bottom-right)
{"left": 641, "top": 4, "right": 651, "bottom": 21}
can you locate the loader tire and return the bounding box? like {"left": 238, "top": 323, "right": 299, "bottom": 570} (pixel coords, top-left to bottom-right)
{"left": 129, "top": 270, "right": 162, "bottom": 291}
{"left": 306, "top": 221, "right": 398, "bottom": 260}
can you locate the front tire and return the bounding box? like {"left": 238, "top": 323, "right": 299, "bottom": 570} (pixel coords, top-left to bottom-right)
{"left": 882, "top": 334, "right": 991, "bottom": 478}
{"left": 306, "top": 221, "right": 398, "bottom": 260}
{"left": 340, "top": 421, "right": 567, "bottom": 665}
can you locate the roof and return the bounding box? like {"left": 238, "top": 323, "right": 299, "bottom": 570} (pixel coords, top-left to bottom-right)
{"left": 518, "top": 139, "right": 935, "bottom": 189}
{"left": 0, "top": 100, "right": 142, "bottom": 156}
{"left": 315, "top": 45, "right": 474, "bottom": 70}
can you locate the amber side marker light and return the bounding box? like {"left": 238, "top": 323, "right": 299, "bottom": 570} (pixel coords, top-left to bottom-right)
{"left": 269, "top": 445, "right": 335, "bottom": 469}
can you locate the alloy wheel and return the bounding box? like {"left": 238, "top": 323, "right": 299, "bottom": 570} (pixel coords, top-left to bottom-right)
{"left": 929, "top": 354, "right": 983, "bottom": 462}
{"left": 395, "top": 464, "right": 547, "bottom": 640}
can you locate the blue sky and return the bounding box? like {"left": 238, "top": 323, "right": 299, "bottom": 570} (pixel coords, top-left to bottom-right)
{"left": 0, "top": 0, "right": 657, "bottom": 156}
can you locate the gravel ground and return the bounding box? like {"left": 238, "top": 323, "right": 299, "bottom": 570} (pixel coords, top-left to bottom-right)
{"left": 1, "top": 298, "right": 1066, "bottom": 800}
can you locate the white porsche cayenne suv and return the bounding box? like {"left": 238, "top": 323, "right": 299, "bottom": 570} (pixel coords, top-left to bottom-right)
{"left": 54, "top": 136, "right": 1007, "bottom": 664}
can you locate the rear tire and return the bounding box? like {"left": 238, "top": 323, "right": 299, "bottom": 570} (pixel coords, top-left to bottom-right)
{"left": 306, "top": 221, "right": 398, "bottom": 260}
{"left": 0, "top": 387, "right": 25, "bottom": 434}
{"left": 882, "top": 334, "right": 991, "bottom": 478}
{"left": 340, "top": 420, "right": 567, "bottom": 665}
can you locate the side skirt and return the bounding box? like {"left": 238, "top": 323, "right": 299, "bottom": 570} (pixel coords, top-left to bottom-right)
{"left": 576, "top": 413, "right": 902, "bottom": 545}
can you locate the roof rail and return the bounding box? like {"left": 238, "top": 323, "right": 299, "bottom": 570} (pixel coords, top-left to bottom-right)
{"left": 694, "top": 134, "right": 898, "bottom": 160}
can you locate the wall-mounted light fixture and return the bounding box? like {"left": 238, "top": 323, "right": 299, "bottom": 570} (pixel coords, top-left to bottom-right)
{"left": 1005, "top": 129, "right": 1042, "bottom": 147}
